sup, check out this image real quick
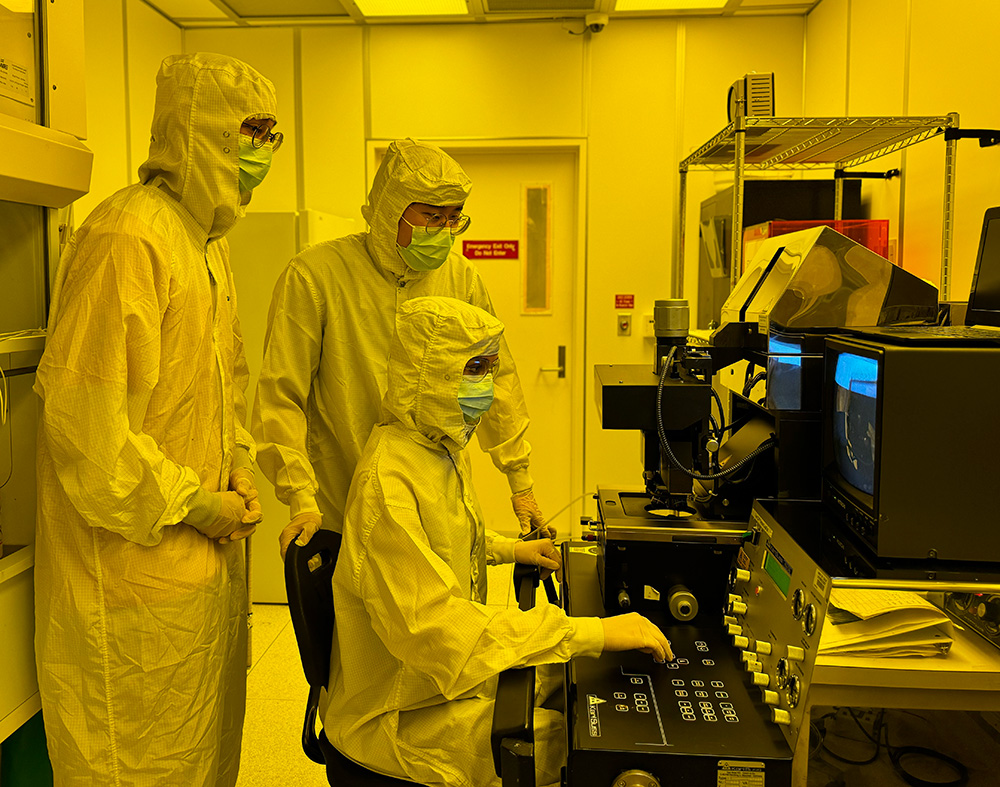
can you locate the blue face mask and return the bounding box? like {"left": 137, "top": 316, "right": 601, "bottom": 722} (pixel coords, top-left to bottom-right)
{"left": 397, "top": 226, "right": 454, "bottom": 271}
{"left": 457, "top": 376, "right": 495, "bottom": 422}
{"left": 238, "top": 136, "right": 273, "bottom": 193}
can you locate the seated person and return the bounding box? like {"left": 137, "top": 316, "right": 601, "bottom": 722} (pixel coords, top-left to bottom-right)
{"left": 324, "top": 296, "right": 673, "bottom": 787}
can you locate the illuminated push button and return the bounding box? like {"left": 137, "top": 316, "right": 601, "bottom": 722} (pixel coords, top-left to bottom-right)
{"left": 786, "top": 645, "right": 805, "bottom": 662}
{"left": 729, "top": 600, "right": 748, "bottom": 615}
{"left": 728, "top": 594, "right": 741, "bottom": 605}
{"left": 755, "top": 641, "right": 773, "bottom": 656}
{"left": 727, "top": 624, "right": 743, "bottom": 636}
{"left": 761, "top": 689, "right": 780, "bottom": 706}
{"left": 751, "top": 672, "right": 770, "bottom": 688}
{"left": 744, "top": 661, "right": 762, "bottom": 673}
{"left": 733, "top": 568, "right": 751, "bottom": 583}
{"left": 733, "top": 635, "right": 750, "bottom": 649}
{"left": 723, "top": 615, "right": 739, "bottom": 627}
{"left": 739, "top": 650, "right": 756, "bottom": 664}
{"left": 771, "top": 708, "right": 792, "bottom": 726}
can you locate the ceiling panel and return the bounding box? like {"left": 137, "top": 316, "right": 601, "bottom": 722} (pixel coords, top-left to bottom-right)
{"left": 144, "top": 0, "right": 230, "bottom": 18}
{"left": 139, "top": 0, "right": 822, "bottom": 26}
{"left": 226, "top": 0, "right": 351, "bottom": 16}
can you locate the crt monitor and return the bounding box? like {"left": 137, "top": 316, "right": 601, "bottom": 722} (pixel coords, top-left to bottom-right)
{"left": 822, "top": 335, "right": 1000, "bottom": 564}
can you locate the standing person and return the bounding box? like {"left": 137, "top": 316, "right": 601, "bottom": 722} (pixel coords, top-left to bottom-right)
{"left": 33, "top": 52, "right": 280, "bottom": 786}
{"left": 325, "top": 296, "right": 673, "bottom": 787}
{"left": 252, "top": 138, "right": 550, "bottom": 559}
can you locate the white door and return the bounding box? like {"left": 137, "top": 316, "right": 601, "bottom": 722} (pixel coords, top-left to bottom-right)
{"left": 372, "top": 142, "right": 586, "bottom": 539}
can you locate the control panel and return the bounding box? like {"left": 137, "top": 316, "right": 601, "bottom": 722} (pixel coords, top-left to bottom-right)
{"left": 945, "top": 592, "right": 1000, "bottom": 651}
{"left": 726, "top": 501, "right": 833, "bottom": 751}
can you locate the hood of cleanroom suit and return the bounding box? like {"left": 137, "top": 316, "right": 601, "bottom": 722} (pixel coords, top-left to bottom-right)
{"left": 33, "top": 52, "right": 274, "bottom": 786}
{"left": 323, "top": 298, "right": 605, "bottom": 786}
{"left": 139, "top": 52, "right": 277, "bottom": 240}
{"left": 382, "top": 296, "right": 503, "bottom": 452}
{"left": 362, "top": 137, "right": 472, "bottom": 279}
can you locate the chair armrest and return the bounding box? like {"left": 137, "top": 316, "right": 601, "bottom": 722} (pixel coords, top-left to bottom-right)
{"left": 491, "top": 564, "right": 540, "bottom": 784}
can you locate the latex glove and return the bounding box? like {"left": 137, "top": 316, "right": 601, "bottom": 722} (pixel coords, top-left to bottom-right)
{"left": 279, "top": 511, "right": 323, "bottom": 561}
{"left": 219, "top": 468, "right": 263, "bottom": 544}
{"left": 511, "top": 489, "right": 556, "bottom": 540}
{"left": 192, "top": 491, "right": 262, "bottom": 541}
{"left": 601, "top": 612, "right": 674, "bottom": 663}
{"left": 512, "top": 538, "right": 562, "bottom": 581}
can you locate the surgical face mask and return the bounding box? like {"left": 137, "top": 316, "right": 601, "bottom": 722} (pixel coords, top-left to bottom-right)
{"left": 397, "top": 226, "right": 454, "bottom": 271}
{"left": 238, "top": 136, "right": 273, "bottom": 193}
{"left": 457, "top": 376, "right": 495, "bottom": 422}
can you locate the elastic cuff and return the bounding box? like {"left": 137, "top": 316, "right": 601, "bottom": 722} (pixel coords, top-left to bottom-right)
{"left": 290, "top": 490, "right": 321, "bottom": 518}
{"left": 233, "top": 446, "right": 254, "bottom": 472}
{"left": 184, "top": 487, "right": 221, "bottom": 529}
{"left": 505, "top": 467, "right": 533, "bottom": 495}
{"left": 568, "top": 617, "right": 606, "bottom": 659}
{"left": 488, "top": 534, "right": 517, "bottom": 565}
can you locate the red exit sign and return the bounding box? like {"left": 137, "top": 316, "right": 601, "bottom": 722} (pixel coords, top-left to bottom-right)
{"left": 463, "top": 240, "right": 520, "bottom": 259}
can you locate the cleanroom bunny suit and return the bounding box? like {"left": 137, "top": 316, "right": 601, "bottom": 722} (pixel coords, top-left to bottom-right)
{"left": 251, "top": 139, "right": 535, "bottom": 536}
{"left": 324, "top": 297, "right": 604, "bottom": 787}
{"left": 33, "top": 53, "right": 275, "bottom": 786}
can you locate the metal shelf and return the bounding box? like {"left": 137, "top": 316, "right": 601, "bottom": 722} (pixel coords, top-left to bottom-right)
{"left": 676, "top": 108, "right": 961, "bottom": 301}
{"left": 680, "top": 115, "right": 957, "bottom": 172}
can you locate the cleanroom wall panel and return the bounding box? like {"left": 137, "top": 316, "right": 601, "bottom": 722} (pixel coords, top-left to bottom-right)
{"left": 803, "top": 0, "right": 847, "bottom": 117}
{"left": 76, "top": 0, "right": 131, "bottom": 223}
{"left": 126, "top": 0, "right": 182, "bottom": 190}
{"left": 184, "top": 27, "right": 298, "bottom": 214}
{"left": 584, "top": 19, "right": 679, "bottom": 507}
{"left": 300, "top": 27, "right": 366, "bottom": 225}
{"left": 368, "top": 22, "right": 585, "bottom": 140}
{"left": 903, "top": 0, "right": 1000, "bottom": 299}
{"left": 846, "top": 0, "right": 906, "bottom": 262}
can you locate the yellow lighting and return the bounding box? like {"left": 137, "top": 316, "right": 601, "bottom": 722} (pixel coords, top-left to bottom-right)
{"left": 615, "top": 0, "right": 728, "bottom": 10}
{"left": 354, "top": 0, "right": 469, "bottom": 15}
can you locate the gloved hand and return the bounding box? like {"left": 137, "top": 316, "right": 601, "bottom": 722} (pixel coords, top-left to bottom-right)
{"left": 511, "top": 488, "right": 556, "bottom": 540}
{"left": 279, "top": 511, "right": 323, "bottom": 561}
{"left": 218, "top": 468, "right": 263, "bottom": 544}
{"left": 512, "top": 538, "right": 562, "bottom": 581}
{"left": 601, "top": 612, "right": 674, "bottom": 663}
{"left": 191, "top": 491, "right": 262, "bottom": 541}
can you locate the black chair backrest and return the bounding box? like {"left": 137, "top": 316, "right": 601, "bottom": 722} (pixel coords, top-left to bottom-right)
{"left": 284, "top": 529, "right": 342, "bottom": 691}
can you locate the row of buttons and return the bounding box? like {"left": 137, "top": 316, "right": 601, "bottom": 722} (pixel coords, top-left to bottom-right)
{"left": 671, "top": 679, "right": 725, "bottom": 688}
{"left": 674, "top": 690, "right": 729, "bottom": 698}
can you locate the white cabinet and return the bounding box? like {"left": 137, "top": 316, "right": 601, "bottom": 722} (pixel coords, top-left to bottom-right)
{"left": 0, "top": 544, "right": 39, "bottom": 743}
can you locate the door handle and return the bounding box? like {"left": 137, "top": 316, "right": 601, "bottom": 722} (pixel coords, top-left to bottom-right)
{"left": 539, "top": 345, "right": 566, "bottom": 378}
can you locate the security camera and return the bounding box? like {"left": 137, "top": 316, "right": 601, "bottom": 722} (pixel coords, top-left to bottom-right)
{"left": 585, "top": 12, "right": 608, "bottom": 33}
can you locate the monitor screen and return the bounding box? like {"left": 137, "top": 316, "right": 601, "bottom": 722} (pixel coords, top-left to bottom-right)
{"left": 831, "top": 351, "right": 878, "bottom": 496}
{"left": 968, "top": 208, "right": 1000, "bottom": 324}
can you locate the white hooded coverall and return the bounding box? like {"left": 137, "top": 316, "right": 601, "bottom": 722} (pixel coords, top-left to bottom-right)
{"left": 251, "top": 138, "right": 534, "bottom": 531}
{"left": 325, "top": 297, "right": 604, "bottom": 787}
{"left": 33, "top": 53, "right": 275, "bottom": 786}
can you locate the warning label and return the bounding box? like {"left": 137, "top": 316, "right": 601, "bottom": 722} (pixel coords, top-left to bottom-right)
{"left": 462, "top": 240, "right": 519, "bottom": 259}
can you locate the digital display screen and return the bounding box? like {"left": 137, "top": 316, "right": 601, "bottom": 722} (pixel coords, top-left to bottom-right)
{"left": 763, "top": 550, "right": 791, "bottom": 598}
{"left": 832, "top": 351, "right": 878, "bottom": 496}
{"left": 768, "top": 335, "right": 803, "bottom": 410}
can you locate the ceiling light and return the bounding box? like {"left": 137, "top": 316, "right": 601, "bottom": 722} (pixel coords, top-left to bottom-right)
{"left": 354, "top": 0, "right": 469, "bottom": 15}
{"left": 615, "top": 0, "right": 728, "bottom": 10}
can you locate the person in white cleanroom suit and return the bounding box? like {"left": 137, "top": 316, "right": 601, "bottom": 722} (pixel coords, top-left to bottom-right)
{"left": 33, "top": 52, "right": 279, "bottom": 786}
{"left": 251, "top": 138, "right": 551, "bottom": 559}
{"left": 324, "top": 296, "right": 673, "bottom": 787}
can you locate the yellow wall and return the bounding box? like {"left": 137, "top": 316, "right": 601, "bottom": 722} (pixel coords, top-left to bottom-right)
{"left": 806, "top": 0, "right": 1000, "bottom": 299}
